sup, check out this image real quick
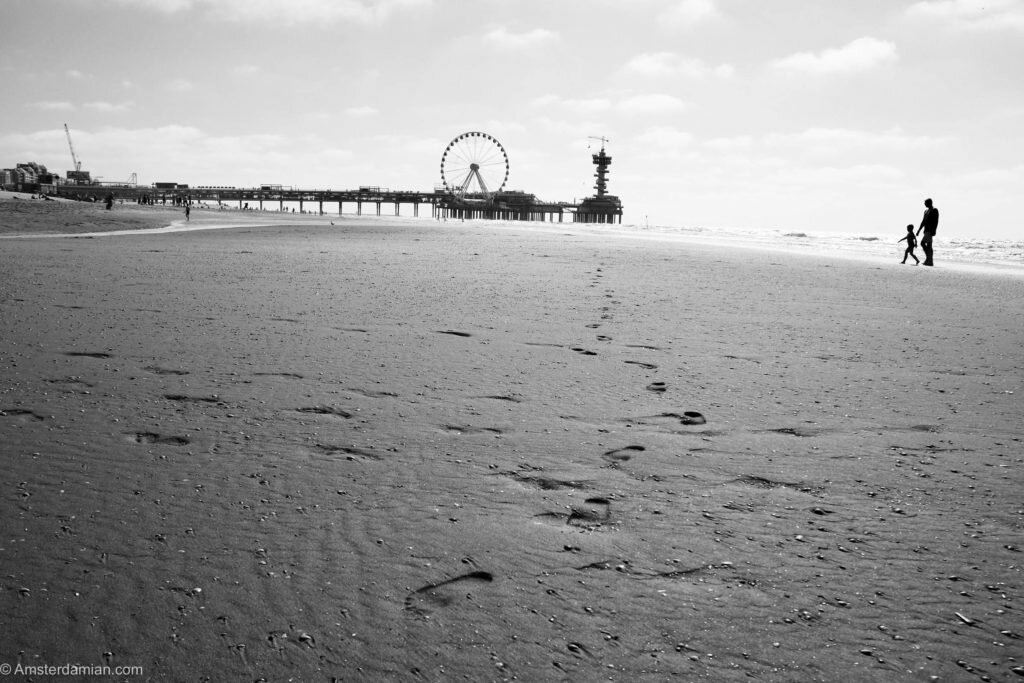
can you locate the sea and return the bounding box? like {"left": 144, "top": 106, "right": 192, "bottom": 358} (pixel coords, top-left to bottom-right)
{"left": 594, "top": 221, "right": 1024, "bottom": 277}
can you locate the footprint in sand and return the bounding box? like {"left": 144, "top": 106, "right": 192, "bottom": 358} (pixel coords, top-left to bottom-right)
{"left": 568, "top": 497, "right": 612, "bottom": 527}
{"left": 65, "top": 351, "right": 111, "bottom": 359}
{"left": 624, "top": 360, "right": 658, "bottom": 370}
{"left": 603, "top": 445, "right": 645, "bottom": 463}
{"left": 437, "top": 330, "right": 472, "bottom": 338}
{"left": 404, "top": 571, "right": 494, "bottom": 617}
{"left": 128, "top": 431, "right": 190, "bottom": 445}
{"left": 646, "top": 381, "right": 667, "bottom": 393}
{"left": 571, "top": 347, "right": 597, "bottom": 356}
{"left": 630, "top": 411, "right": 706, "bottom": 426}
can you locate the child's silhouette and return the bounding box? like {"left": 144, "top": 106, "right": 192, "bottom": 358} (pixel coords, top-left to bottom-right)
{"left": 898, "top": 224, "right": 919, "bottom": 265}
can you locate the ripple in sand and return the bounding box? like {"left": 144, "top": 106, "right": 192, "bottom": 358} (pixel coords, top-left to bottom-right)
{"left": 165, "top": 394, "right": 221, "bottom": 404}
{"left": 761, "top": 427, "right": 823, "bottom": 437}
{"left": 732, "top": 474, "right": 822, "bottom": 495}
{"left": 0, "top": 408, "right": 46, "bottom": 421}
{"left": 294, "top": 406, "right": 352, "bottom": 418}
{"left": 505, "top": 473, "right": 589, "bottom": 491}
{"left": 441, "top": 424, "right": 504, "bottom": 435}
{"left": 477, "top": 394, "right": 522, "bottom": 403}
{"left": 312, "top": 444, "right": 384, "bottom": 461}
{"left": 144, "top": 365, "right": 190, "bottom": 376}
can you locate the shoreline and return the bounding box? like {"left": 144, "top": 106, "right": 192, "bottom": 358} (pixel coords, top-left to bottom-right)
{"left": 4, "top": 195, "right": 1020, "bottom": 278}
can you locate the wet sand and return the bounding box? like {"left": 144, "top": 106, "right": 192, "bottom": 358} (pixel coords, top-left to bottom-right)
{"left": 1, "top": 199, "right": 1022, "bottom": 681}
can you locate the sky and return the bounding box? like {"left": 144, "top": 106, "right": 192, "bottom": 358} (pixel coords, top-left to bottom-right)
{"left": 2, "top": 0, "right": 1022, "bottom": 238}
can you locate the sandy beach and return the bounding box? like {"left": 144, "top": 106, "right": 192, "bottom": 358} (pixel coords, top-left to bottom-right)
{"left": 1, "top": 199, "right": 1022, "bottom": 682}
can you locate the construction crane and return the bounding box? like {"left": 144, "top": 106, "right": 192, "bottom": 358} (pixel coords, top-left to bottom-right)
{"left": 64, "top": 124, "right": 81, "bottom": 172}
{"left": 587, "top": 135, "right": 609, "bottom": 150}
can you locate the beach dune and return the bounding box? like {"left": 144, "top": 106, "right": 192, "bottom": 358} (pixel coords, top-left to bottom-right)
{"left": 1, "top": 203, "right": 1022, "bottom": 681}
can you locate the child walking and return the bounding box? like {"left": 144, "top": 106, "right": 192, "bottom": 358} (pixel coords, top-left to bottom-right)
{"left": 898, "top": 224, "right": 919, "bottom": 264}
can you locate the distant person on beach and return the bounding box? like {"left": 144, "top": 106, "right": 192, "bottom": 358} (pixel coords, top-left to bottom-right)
{"left": 898, "top": 224, "right": 919, "bottom": 265}
{"left": 104, "top": 192, "right": 114, "bottom": 210}
{"left": 185, "top": 204, "right": 190, "bottom": 222}
{"left": 916, "top": 198, "right": 939, "bottom": 266}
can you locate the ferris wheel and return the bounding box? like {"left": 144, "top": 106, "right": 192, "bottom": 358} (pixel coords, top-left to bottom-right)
{"left": 440, "top": 131, "right": 509, "bottom": 198}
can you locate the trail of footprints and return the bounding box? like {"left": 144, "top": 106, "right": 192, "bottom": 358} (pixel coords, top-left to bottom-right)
{"left": 44, "top": 328, "right": 833, "bottom": 652}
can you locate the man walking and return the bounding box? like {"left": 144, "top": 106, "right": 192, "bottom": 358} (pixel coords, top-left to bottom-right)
{"left": 916, "top": 198, "right": 939, "bottom": 266}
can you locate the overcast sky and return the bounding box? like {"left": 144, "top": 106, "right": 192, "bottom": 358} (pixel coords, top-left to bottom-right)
{"left": 2, "top": 0, "right": 1022, "bottom": 238}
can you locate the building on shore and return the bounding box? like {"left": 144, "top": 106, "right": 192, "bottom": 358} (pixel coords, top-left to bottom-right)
{"left": 0, "top": 162, "right": 62, "bottom": 194}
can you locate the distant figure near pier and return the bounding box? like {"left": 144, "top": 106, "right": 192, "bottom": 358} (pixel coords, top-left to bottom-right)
{"left": 916, "top": 198, "right": 939, "bottom": 266}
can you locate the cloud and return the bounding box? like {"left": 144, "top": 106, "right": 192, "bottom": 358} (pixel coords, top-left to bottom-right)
{"left": 97, "top": 0, "right": 432, "bottom": 25}
{"left": 30, "top": 101, "right": 77, "bottom": 111}
{"left": 704, "top": 135, "right": 755, "bottom": 151}
{"left": 907, "top": 0, "right": 1024, "bottom": 31}
{"left": 763, "top": 127, "right": 951, "bottom": 154}
{"left": 771, "top": 37, "right": 897, "bottom": 75}
{"left": 345, "top": 105, "right": 378, "bottom": 117}
{"left": 483, "top": 26, "right": 558, "bottom": 50}
{"left": 632, "top": 126, "right": 695, "bottom": 158}
{"left": 165, "top": 78, "right": 195, "bottom": 92}
{"left": 617, "top": 93, "right": 688, "bottom": 116}
{"left": 658, "top": 0, "right": 721, "bottom": 29}
{"left": 85, "top": 101, "right": 134, "bottom": 113}
{"left": 621, "top": 52, "right": 735, "bottom": 79}
{"left": 66, "top": 69, "right": 88, "bottom": 80}
{"left": 532, "top": 95, "right": 611, "bottom": 114}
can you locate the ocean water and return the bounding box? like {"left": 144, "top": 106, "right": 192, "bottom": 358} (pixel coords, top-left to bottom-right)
{"left": 605, "top": 222, "right": 1024, "bottom": 275}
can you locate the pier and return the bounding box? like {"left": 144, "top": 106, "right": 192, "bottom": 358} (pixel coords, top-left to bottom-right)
{"left": 43, "top": 131, "right": 624, "bottom": 224}
{"left": 53, "top": 185, "right": 623, "bottom": 224}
